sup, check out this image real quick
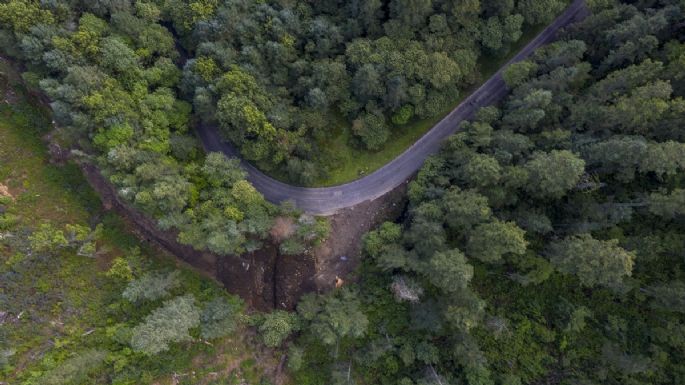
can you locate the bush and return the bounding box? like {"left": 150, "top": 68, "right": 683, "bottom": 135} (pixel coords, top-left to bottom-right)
{"left": 258, "top": 311, "right": 299, "bottom": 348}
{"left": 0, "top": 213, "right": 18, "bottom": 230}
{"left": 130, "top": 294, "right": 201, "bottom": 355}
{"left": 391, "top": 105, "right": 414, "bottom": 126}
{"left": 200, "top": 297, "right": 243, "bottom": 339}
{"left": 40, "top": 349, "right": 107, "bottom": 385}
{"left": 122, "top": 271, "right": 181, "bottom": 303}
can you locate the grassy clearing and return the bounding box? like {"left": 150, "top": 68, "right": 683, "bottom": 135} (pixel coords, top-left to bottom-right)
{"left": 0, "top": 60, "right": 276, "bottom": 385}
{"left": 305, "top": 25, "right": 545, "bottom": 187}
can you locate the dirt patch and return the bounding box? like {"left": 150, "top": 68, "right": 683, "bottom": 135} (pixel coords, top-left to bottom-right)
{"left": 311, "top": 180, "right": 410, "bottom": 292}
{"left": 216, "top": 242, "right": 277, "bottom": 311}
{"left": 0, "top": 183, "right": 13, "bottom": 200}
{"left": 266, "top": 180, "right": 409, "bottom": 309}
{"left": 215, "top": 178, "right": 411, "bottom": 310}
{"left": 274, "top": 251, "right": 317, "bottom": 309}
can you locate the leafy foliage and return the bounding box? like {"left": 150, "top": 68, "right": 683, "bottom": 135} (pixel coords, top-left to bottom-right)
{"left": 122, "top": 270, "right": 181, "bottom": 303}
{"left": 258, "top": 310, "right": 300, "bottom": 348}
{"left": 130, "top": 294, "right": 201, "bottom": 355}
{"left": 0, "top": 0, "right": 337, "bottom": 257}
{"left": 290, "top": 2, "right": 685, "bottom": 384}
{"left": 297, "top": 289, "right": 369, "bottom": 347}
{"left": 548, "top": 235, "right": 635, "bottom": 289}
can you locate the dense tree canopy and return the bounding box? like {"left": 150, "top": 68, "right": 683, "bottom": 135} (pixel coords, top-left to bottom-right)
{"left": 4, "top": 1, "right": 685, "bottom": 383}
{"left": 177, "top": 0, "right": 566, "bottom": 183}
{"left": 0, "top": 0, "right": 333, "bottom": 256}
{"left": 289, "top": 1, "right": 685, "bottom": 384}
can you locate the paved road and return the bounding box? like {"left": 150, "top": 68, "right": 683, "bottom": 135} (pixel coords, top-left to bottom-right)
{"left": 197, "top": 0, "right": 589, "bottom": 215}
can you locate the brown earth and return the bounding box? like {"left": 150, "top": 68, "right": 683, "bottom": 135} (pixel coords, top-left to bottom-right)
{"left": 311, "top": 180, "right": 410, "bottom": 292}
{"left": 208, "top": 176, "right": 409, "bottom": 310}
{"left": 79, "top": 158, "right": 408, "bottom": 310}
{"left": 272, "top": 180, "right": 409, "bottom": 309}
{"left": 75, "top": 156, "right": 407, "bottom": 310}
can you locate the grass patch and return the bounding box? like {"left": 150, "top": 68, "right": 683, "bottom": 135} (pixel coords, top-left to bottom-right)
{"left": 297, "top": 25, "right": 546, "bottom": 187}
{"left": 310, "top": 100, "right": 463, "bottom": 187}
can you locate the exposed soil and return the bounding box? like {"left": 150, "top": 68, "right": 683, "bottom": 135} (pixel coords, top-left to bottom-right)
{"left": 216, "top": 241, "right": 277, "bottom": 310}
{"left": 80, "top": 159, "right": 410, "bottom": 310}
{"left": 312, "top": 180, "right": 410, "bottom": 291}
{"left": 272, "top": 247, "right": 316, "bottom": 309}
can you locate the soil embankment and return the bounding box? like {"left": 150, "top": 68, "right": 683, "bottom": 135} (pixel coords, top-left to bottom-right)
{"left": 76, "top": 161, "right": 278, "bottom": 310}
{"left": 310, "top": 180, "right": 409, "bottom": 292}
{"left": 68, "top": 153, "right": 407, "bottom": 310}
{"left": 78, "top": 159, "right": 406, "bottom": 310}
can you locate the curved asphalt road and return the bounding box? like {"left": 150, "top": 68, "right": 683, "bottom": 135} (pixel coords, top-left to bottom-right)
{"left": 197, "top": 0, "right": 589, "bottom": 215}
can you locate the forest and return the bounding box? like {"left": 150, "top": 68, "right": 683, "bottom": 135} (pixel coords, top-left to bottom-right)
{"left": 0, "top": 0, "right": 571, "bottom": 255}
{"left": 0, "top": 0, "right": 573, "bottom": 190}
{"left": 0, "top": 0, "right": 330, "bottom": 257}
{"left": 281, "top": 1, "right": 685, "bottom": 384}
{"left": 2, "top": 0, "right": 685, "bottom": 384}
{"left": 176, "top": 0, "right": 568, "bottom": 184}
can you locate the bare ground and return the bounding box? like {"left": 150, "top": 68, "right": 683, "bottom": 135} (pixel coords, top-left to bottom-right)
{"left": 311, "top": 179, "right": 410, "bottom": 291}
